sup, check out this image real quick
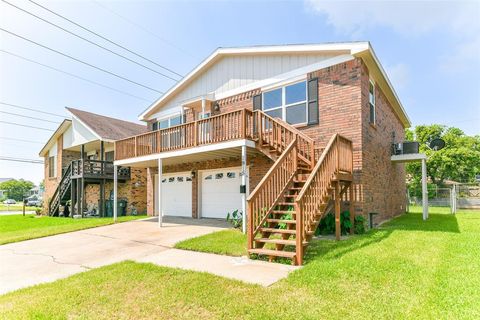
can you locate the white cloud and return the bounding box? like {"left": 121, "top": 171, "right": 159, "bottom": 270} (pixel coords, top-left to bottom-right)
{"left": 305, "top": 0, "right": 478, "bottom": 37}
{"left": 305, "top": 0, "right": 480, "bottom": 72}
{"left": 384, "top": 63, "right": 409, "bottom": 90}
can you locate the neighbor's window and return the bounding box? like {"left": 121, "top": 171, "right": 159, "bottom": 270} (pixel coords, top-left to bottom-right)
{"left": 369, "top": 80, "right": 376, "bottom": 125}
{"left": 262, "top": 81, "right": 307, "bottom": 125}
{"left": 48, "top": 156, "right": 55, "bottom": 178}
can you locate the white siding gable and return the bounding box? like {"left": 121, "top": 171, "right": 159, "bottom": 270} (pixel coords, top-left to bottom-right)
{"left": 149, "top": 52, "right": 342, "bottom": 120}
{"left": 70, "top": 117, "right": 97, "bottom": 147}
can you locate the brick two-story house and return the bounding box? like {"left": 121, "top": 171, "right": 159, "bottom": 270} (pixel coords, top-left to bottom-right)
{"left": 86, "top": 42, "right": 409, "bottom": 265}
{"left": 40, "top": 108, "right": 148, "bottom": 217}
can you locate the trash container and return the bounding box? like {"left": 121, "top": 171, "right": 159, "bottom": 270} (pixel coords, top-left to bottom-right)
{"left": 105, "top": 200, "right": 127, "bottom": 217}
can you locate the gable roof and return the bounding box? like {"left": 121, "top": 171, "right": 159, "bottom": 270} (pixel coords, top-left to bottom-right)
{"left": 38, "top": 119, "right": 72, "bottom": 157}
{"left": 66, "top": 107, "right": 147, "bottom": 141}
{"left": 139, "top": 42, "right": 411, "bottom": 127}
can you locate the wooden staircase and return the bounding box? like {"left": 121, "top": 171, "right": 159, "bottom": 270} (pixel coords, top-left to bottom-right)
{"left": 48, "top": 162, "right": 73, "bottom": 216}
{"left": 248, "top": 111, "right": 354, "bottom": 265}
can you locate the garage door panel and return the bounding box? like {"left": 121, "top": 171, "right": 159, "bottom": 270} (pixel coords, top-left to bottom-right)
{"left": 156, "top": 172, "right": 192, "bottom": 217}
{"left": 201, "top": 168, "right": 243, "bottom": 219}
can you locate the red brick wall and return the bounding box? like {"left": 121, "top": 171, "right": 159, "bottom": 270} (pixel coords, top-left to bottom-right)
{"left": 360, "top": 63, "right": 406, "bottom": 223}
{"left": 84, "top": 168, "right": 148, "bottom": 215}
{"left": 208, "top": 58, "right": 406, "bottom": 223}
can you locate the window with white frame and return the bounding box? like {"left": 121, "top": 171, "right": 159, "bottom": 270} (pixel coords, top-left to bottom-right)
{"left": 369, "top": 80, "right": 376, "bottom": 125}
{"left": 262, "top": 81, "right": 307, "bottom": 125}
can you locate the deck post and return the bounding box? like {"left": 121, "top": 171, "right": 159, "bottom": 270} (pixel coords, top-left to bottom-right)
{"left": 349, "top": 182, "right": 354, "bottom": 235}
{"left": 113, "top": 165, "right": 118, "bottom": 222}
{"left": 421, "top": 158, "right": 428, "bottom": 220}
{"left": 335, "top": 182, "right": 341, "bottom": 241}
{"left": 158, "top": 158, "right": 163, "bottom": 227}
{"left": 241, "top": 145, "right": 247, "bottom": 234}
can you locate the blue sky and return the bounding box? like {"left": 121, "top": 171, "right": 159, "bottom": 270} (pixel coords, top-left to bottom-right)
{"left": 1, "top": 0, "right": 479, "bottom": 184}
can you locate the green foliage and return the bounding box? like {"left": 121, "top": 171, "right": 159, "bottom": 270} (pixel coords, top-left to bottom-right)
{"left": 0, "top": 179, "right": 35, "bottom": 201}
{"left": 354, "top": 215, "right": 366, "bottom": 234}
{"left": 278, "top": 211, "right": 293, "bottom": 229}
{"left": 406, "top": 126, "right": 480, "bottom": 189}
{"left": 316, "top": 211, "right": 359, "bottom": 235}
{"left": 226, "top": 209, "right": 243, "bottom": 229}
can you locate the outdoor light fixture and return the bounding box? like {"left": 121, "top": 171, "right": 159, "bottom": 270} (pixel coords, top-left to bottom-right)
{"left": 191, "top": 171, "right": 196, "bottom": 179}
{"left": 214, "top": 103, "right": 220, "bottom": 112}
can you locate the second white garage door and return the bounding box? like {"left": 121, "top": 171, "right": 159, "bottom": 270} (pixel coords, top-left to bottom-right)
{"left": 200, "top": 168, "right": 245, "bottom": 219}
{"left": 155, "top": 172, "right": 192, "bottom": 217}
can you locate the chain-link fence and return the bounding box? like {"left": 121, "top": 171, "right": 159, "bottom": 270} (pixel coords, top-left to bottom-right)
{"left": 409, "top": 184, "right": 480, "bottom": 212}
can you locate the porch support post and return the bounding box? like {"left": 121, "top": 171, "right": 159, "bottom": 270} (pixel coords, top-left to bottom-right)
{"left": 349, "top": 182, "right": 354, "bottom": 235}
{"left": 421, "top": 158, "right": 428, "bottom": 220}
{"left": 241, "top": 145, "right": 247, "bottom": 234}
{"left": 335, "top": 182, "right": 341, "bottom": 241}
{"left": 158, "top": 158, "right": 163, "bottom": 227}
{"left": 113, "top": 165, "right": 118, "bottom": 222}
{"left": 201, "top": 97, "right": 206, "bottom": 116}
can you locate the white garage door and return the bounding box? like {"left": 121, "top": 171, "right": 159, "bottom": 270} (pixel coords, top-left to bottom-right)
{"left": 201, "top": 168, "right": 244, "bottom": 219}
{"left": 155, "top": 172, "right": 192, "bottom": 217}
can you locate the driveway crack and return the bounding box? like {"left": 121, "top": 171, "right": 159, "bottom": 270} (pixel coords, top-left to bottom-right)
{"left": 2, "top": 248, "right": 92, "bottom": 270}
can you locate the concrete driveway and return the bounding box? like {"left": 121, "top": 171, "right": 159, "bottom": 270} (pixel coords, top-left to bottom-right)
{"left": 0, "top": 217, "right": 298, "bottom": 294}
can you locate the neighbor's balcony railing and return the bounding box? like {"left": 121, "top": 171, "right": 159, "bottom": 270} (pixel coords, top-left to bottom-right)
{"left": 115, "top": 109, "right": 254, "bottom": 161}
{"left": 71, "top": 159, "right": 131, "bottom": 180}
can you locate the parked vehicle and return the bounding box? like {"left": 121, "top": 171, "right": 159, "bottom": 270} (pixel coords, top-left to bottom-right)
{"left": 26, "top": 199, "right": 42, "bottom": 207}
{"left": 3, "top": 199, "right": 16, "bottom": 205}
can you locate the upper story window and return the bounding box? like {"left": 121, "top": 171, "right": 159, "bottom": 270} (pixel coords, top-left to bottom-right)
{"left": 153, "top": 114, "right": 182, "bottom": 130}
{"left": 48, "top": 156, "right": 55, "bottom": 178}
{"left": 262, "top": 81, "right": 307, "bottom": 125}
{"left": 369, "top": 80, "right": 376, "bottom": 125}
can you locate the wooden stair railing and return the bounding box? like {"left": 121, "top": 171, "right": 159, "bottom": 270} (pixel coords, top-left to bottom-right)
{"left": 253, "top": 110, "right": 314, "bottom": 168}
{"left": 295, "top": 134, "right": 353, "bottom": 264}
{"left": 48, "top": 162, "right": 73, "bottom": 216}
{"left": 247, "top": 137, "right": 299, "bottom": 251}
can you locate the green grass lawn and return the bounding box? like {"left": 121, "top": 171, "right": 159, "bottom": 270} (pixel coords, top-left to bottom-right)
{"left": 0, "top": 206, "right": 479, "bottom": 319}
{"left": 0, "top": 204, "right": 38, "bottom": 211}
{"left": 0, "top": 214, "right": 147, "bottom": 245}
{"left": 175, "top": 229, "right": 247, "bottom": 256}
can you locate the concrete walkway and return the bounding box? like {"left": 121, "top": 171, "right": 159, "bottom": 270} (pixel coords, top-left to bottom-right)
{"left": 0, "top": 217, "right": 298, "bottom": 294}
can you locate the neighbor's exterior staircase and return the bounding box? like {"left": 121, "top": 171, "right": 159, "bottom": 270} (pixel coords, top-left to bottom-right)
{"left": 48, "top": 162, "right": 72, "bottom": 216}
{"left": 248, "top": 111, "right": 354, "bottom": 265}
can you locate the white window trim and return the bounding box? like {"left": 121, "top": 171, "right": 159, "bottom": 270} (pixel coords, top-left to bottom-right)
{"left": 369, "top": 79, "right": 376, "bottom": 125}
{"left": 261, "top": 80, "right": 308, "bottom": 126}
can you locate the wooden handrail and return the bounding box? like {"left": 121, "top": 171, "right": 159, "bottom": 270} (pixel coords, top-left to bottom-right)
{"left": 295, "top": 134, "right": 353, "bottom": 262}
{"left": 247, "top": 138, "right": 298, "bottom": 249}
{"left": 253, "top": 110, "right": 315, "bottom": 168}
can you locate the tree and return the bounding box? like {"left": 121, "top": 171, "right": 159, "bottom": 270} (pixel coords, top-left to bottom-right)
{"left": 406, "top": 125, "right": 480, "bottom": 197}
{"left": 0, "top": 179, "right": 35, "bottom": 201}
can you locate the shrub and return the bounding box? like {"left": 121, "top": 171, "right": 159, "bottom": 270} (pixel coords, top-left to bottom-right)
{"left": 226, "top": 209, "right": 243, "bottom": 229}
{"left": 316, "top": 211, "right": 364, "bottom": 235}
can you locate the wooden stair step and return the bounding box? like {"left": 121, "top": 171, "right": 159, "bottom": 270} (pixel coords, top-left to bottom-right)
{"left": 266, "top": 218, "right": 296, "bottom": 224}
{"left": 284, "top": 194, "right": 297, "bottom": 198}
{"left": 248, "top": 248, "right": 296, "bottom": 259}
{"left": 272, "top": 210, "right": 296, "bottom": 214}
{"left": 255, "top": 238, "right": 306, "bottom": 246}
{"left": 289, "top": 187, "right": 303, "bottom": 191}
{"left": 260, "top": 227, "right": 296, "bottom": 235}
{"left": 277, "top": 202, "right": 295, "bottom": 206}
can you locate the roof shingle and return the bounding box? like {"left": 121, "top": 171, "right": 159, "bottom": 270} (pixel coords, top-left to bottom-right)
{"left": 66, "top": 107, "right": 147, "bottom": 140}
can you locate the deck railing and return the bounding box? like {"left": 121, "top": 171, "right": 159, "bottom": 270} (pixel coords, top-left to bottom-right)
{"left": 71, "top": 159, "right": 130, "bottom": 180}
{"left": 115, "top": 109, "right": 254, "bottom": 160}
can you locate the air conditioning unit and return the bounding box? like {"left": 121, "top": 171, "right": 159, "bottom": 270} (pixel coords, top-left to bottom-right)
{"left": 392, "top": 141, "right": 419, "bottom": 155}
